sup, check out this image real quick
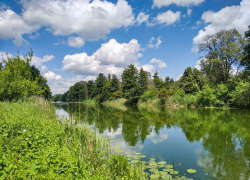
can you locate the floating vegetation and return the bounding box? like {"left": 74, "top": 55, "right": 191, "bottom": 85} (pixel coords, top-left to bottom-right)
{"left": 187, "top": 169, "right": 197, "bottom": 174}
{"left": 121, "top": 151, "right": 197, "bottom": 179}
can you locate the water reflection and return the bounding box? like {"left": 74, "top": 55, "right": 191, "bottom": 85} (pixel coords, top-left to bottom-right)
{"left": 54, "top": 103, "right": 250, "bottom": 180}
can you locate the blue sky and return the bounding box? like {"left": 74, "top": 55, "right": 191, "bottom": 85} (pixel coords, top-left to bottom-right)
{"left": 0, "top": 0, "right": 249, "bottom": 94}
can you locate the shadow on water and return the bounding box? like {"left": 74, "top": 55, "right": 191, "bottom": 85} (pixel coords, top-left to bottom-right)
{"left": 54, "top": 103, "right": 250, "bottom": 180}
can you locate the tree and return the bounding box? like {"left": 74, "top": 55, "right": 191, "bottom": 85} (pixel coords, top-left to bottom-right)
{"left": 86, "top": 80, "right": 95, "bottom": 99}
{"left": 122, "top": 64, "right": 141, "bottom": 103}
{"left": 0, "top": 50, "right": 52, "bottom": 101}
{"left": 110, "top": 74, "right": 120, "bottom": 93}
{"left": 198, "top": 29, "right": 245, "bottom": 84}
{"left": 179, "top": 67, "right": 207, "bottom": 94}
{"left": 153, "top": 71, "right": 162, "bottom": 90}
{"left": 95, "top": 73, "right": 106, "bottom": 95}
{"left": 138, "top": 68, "right": 150, "bottom": 94}
{"left": 241, "top": 25, "right": 250, "bottom": 74}
{"left": 52, "top": 94, "right": 62, "bottom": 102}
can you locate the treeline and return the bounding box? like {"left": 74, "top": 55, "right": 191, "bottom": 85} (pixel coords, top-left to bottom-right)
{"left": 54, "top": 27, "right": 250, "bottom": 108}
{"left": 0, "top": 50, "right": 52, "bottom": 101}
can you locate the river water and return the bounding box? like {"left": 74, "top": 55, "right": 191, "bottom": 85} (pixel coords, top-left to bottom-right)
{"left": 53, "top": 103, "right": 250, "bottom": 180}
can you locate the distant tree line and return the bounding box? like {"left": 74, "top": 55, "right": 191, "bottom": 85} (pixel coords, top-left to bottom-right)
{"left": 0, "top": 49, "right": 51, "bottom": 101}
{"left": 54, "top": 27, "right": 250, "bottom": 108}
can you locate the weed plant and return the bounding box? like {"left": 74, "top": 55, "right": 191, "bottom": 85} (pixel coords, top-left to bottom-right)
{"left": 0, "top": 98, "right": 140, "bottom": 179}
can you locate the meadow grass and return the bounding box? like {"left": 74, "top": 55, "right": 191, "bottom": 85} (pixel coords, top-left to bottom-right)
{"left": 0, "top": 98, "right": 142, "bottom": 179}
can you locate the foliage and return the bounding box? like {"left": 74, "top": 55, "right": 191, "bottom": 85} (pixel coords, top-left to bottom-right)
{"left": 0, "top": 50, "right": 51, "bottom": 101}
{"left": 113, "top": 91, "right": 123, "bottom": 99}
{"left": 199, "top": 28, "right": 245, "bottom": 85}
{"left": 241, "top": 25, "right": 250, "bottom": 71}
{"left": 122, "top": 64, "right": 141, "bottom": 103}
{"left": 153, "top": 71, "right": 163, "bottom": 90}
{"left": 0, "top": 99, "right": 144, "bottom": 179}
{"left": 214, "top": 83, "right": 229, "bottom": 107}
{"left": 157, "top": 88, "right": 171, "bottom": 105}
{"left": 230, "top": 80, "right": 250, "bottom": 107}
{"left": 140, "top": 87, "right": 157, "bottom": 102}
{"left": 179, "top": 67, "right": 207, "bottom": 94}
{"left": 197, "top": 84, "right": 216, "bottom": 107}
{"left": 52, "top": 94, "right": 62, "bottom": 102}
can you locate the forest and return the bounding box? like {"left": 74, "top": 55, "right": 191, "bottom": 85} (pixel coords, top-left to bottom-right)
{"left": 53, "top": 27, "right": 250, "bottom": 108}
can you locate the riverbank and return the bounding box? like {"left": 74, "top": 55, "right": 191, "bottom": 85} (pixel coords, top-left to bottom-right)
{"left": 0, "top": 98, "right": 139, "bottom": 179}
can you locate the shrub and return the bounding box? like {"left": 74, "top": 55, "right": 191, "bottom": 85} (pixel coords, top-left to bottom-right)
{"left": 197, "top": 84, "right": 216, "bottom": 107}
{"left": 157, "top": 88, "right": 171, "bottom": 105}
{"left": 140, "top": 87, "right": 157, "bottom": 102}
{"left": 231, "top": 81, "right": 250, "bottom": 107}
{"left": 113, "top": 91, "right": 123, "bottom": 99}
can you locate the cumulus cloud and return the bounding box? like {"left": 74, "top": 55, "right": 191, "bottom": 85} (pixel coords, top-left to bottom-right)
{"left": 62, "top": 39, "right": 142, "bottom": 76}
{"left": 67, "top": 36, "right": 85, "bottom": 48}
{"left": 149, "top": 58, "right": 167, "bottom": 68}
{"left": 152, "top": 0, "right": 204, "bottom": 8}
{"left": 44, "top": 71, "right": 96, "bottom": 94}
{"left": 0, "top": 9, "right": 39, "bottom": 46}
{"left": 149, "top": 10, "right": 181, "bottom": 26}
{"left": 21, "top": 0, "right": 135, "bottom": 41}
{"left": 29, "top": 32, "right": 40, "bottom": 39}
{"left": 192, "top": 0, "right": 250, "bottom": 52}
{"left": 176, "top": 73, "right": 183, "bottom": 81}
{"left": 141, "top": 64, "right": 155, "bottom": 72}
{"left": 136, "top": 12, "right": 149, "bottom": 25}
{"left": 148, "top": 37, "right": 162, "bottom": 49}
{"left": 31, "top": 55, "right": 54, "bottom": 68}
{"left": 40, "top": 65, "right": 48, "bottom": 74}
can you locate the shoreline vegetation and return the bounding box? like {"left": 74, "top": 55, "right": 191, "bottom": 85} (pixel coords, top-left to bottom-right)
{"left": 53, "top": 28, "right": 250, "bottom": 109}
{"left": 0, "top": 98, "right": 197, "bottom": 179}
{"left": 0, "top": 98, "right": 138, "bottom": 179}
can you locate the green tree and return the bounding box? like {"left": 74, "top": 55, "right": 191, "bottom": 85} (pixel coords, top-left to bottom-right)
{"left": 110, "top": 74, "right": 120, "bottom": 93}
{"left": 199, "top": 29, "right": 245, "bottom": 84}
{"left": 138, "top": 68, "right": 150, "bottom": 93}
{"left": 179, "top": 67, "right": 207, "bottom": 94}
{"left": 231, "top": 80, "right": 250, "bottom": 107}
{"left": 0, "top": 51, "right": 51, "bottom": 101}
{"left": 241, "top": 25, "right": 250, "bottom": 75}
{"left": 122, "top": 64, "right": 141, "bottom": 103}
{"left": 153, "top": 71, "right": 162, "bottom": 90}
{"left": 96, "top": 73, "right": 106, "bottom": 95}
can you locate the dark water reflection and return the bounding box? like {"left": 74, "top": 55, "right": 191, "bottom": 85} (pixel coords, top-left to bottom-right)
{"left": 53, "top": 103, "right": 250, "bottom": 180}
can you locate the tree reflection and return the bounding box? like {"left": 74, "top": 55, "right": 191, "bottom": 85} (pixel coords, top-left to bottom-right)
{"left": 53, "top": 103, "right": 250, "bottom": 180}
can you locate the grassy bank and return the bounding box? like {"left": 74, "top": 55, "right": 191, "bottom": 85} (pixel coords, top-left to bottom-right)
{"left": 0, "top": 98, "right": 139, "bottom": 179}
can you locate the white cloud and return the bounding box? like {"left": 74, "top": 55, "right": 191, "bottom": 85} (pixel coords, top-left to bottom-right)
{"left": 187, "top": 9, "right": 192, "bottom": 16}
{"left": 148, "top": 36, "right": 162, "bottom": 49}
{"left": 21, "top": 0, "right": 135, "bottom": 41}
{"left": 149, "top": 58, "right": 167, "bottom": 68}
{"left": 44, "top": 70, "right": 95, "bottom": 94}
{"left": 149, "top": 11, "right": 181, "bottom": 26}
{"left": 0, "top": 9, "right": 39, "bottom": 46}
{"left": 29, "top": 32, "right": 40, "bottom": 39}
{"left": 152, "top": 0, "right": 204, "bottom": 8}
{"left": 147, "top": 131, "right": 169, "bottom": 144}
{"left": 31, "top": 55, "right": 54, "bottom": 68}
{"left": 40, "top": 65, "right": 48, "bottom": 74}
{"left": 94, "top": 39, "right": 141, "bottom": 66}
{"left": 62, "top": 39, "right": 142, "bottom": 76}
{"left": 53, "top": 39, "right": 66, "bottom": 46}
{"left": 192, "top": 0, "right": 250, "bottom": 52}
{"left": 136, "top": 12, "right": 149, "bottom": 25}
{"left": 141, "top": 64, "right": 155, "bottom": 72}
{"left": 67, "top": 36, "right": 85, "bottom": 48}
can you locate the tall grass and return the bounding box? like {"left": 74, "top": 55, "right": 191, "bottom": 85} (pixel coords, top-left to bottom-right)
{"left": 0, "top": 97, "right": 142, "bottom": 179}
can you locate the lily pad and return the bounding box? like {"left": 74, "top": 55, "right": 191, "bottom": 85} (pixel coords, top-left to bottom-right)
{"left": 134, "top": 153, "right": 141, "bottom": 155}
{"left": 158, "top": 165, "right": 166, "bottom": 168}
{"left": 170, "top": 170, "right": 179, "bottom": 175}
{"left": 163, "top": 168, "right": 172, "bottom": 172}
{"left": 158, "top": 161, "right": 167, "bottom": 165}
{"left": 161, "top": 174, "right": 173, "bottom": 180}
{"left": 187, "top": 169, "right": 197, "bottom": 174}
{"left": 149, "top": 162, "right": 157, "bottom": 166}
{"left": 165, "top": 164, "right": 173, "bottom": 168}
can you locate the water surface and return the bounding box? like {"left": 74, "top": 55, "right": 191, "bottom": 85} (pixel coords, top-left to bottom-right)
{"left": 53, "top": 103, "right": 250, "bottom": 180}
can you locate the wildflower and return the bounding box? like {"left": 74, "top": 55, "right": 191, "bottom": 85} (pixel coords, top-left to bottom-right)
{"left": 23, "top": 129, "right": 26, "bottom": 132}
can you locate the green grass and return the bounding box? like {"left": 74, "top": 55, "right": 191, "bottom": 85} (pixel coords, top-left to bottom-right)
{"left": 0, "top": 98, "right": 141, "bottom": 179}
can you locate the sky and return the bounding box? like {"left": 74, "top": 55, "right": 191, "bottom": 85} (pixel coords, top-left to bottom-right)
{"left": 0, "top": 0, "right": 249, "bottom": 95}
